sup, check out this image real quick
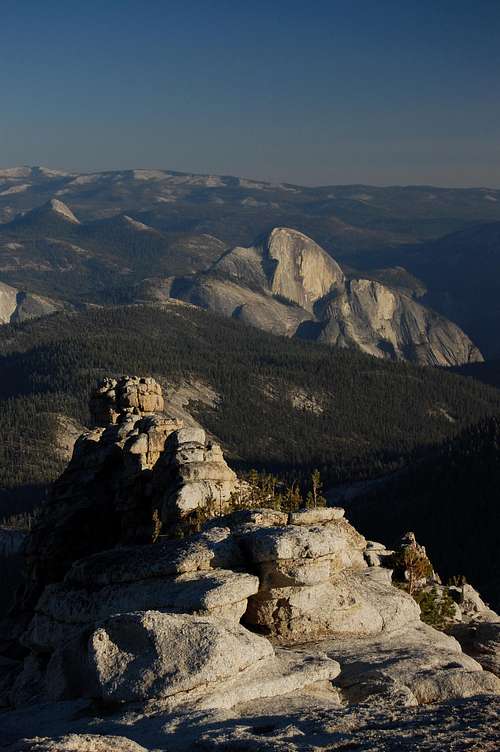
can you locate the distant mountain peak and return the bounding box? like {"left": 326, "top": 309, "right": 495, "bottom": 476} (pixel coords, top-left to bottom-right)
{"left": 47, "top": 199, "right": 80, "bottom": 223}
{"left": 0, "top": 166, "right": 34, "bottom": 179}
{"left": 8, "top": 198, "right": 81, "bottom": 227}
{"left": 121, "top": 215, "right": 155, "bottom": 233}
{"left": 267, "top": 226, "right": 314, "bottom": 243}
{"left": 261, "top": 226, "right": 345, "bottom": 309}
{"left": 173, "top": 227, "right": 482, "bottom": 367}
{"left": 0, "top": 165, "right": 71, "bottom": 180}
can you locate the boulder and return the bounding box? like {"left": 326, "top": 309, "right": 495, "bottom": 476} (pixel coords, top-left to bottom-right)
{"left": 237, "top": 516, "right": 422, "bottom": 643}
{"left": 245, "top": 569, "right": 420, "bottom": 643}
{"left": 45, "top": 610, "right": 341, "bottom": 710}
{"left": 241, "top": 519, "right": 366, "bottom": 565}
{"left": 258, "top": 556, "right": 337, "bottom": 589}
{"left": 448, "top": 583, "right": 497, "bottom": 621}
{"left": 29, "top": 569, "right": 259, "bottom": 651}
{"left": 364, "top": 541, "right": 395, "bottom": 568}
{"left": 48, "top": 611, "right": 273, "bottom": 702}
{"left": 155, "top": 428, "right": 239, "bottom": 525}
{"left": 320, "top": 622, "right": 500, "bottom": 705}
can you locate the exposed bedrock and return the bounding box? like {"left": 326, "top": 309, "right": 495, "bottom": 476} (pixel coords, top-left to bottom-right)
{"left": 12, "top": 502, "right": 500, "bottom": 713}
{"left": 170, "top": 227, "right": 483, "bottom": 366}
{"left": 3, "top": 376, "right": 499, "bottom": 750}
{"left": 22, "top": 377, "right": 240, "bottom": 607}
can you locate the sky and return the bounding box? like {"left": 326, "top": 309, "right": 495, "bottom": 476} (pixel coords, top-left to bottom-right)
{"left": 0, "top": 0, "right": 499, "bottom": 187}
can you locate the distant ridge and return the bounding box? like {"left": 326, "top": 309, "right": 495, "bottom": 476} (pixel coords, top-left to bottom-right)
{"left": 7, "top": 197, "right": 80, "bottom": 227}
{"left": 0, "top": 168, "right": 499, "bottom": 355}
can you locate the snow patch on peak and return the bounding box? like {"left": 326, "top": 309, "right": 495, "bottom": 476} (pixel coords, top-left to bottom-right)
{"left": 132, "top": 170, "right": 167, "bottom": 181}
{"left": 49, "top": 199, "right": 80, "bottom": 223}
{"left": 0, "top": 167, "right": 33, "bottom": 179}
{"left": 122, "top": 215, "right": 155, "bottom": 232}
{"left": 0, "top": 184, "right": 31, "bottom": 196}
{"left": 38, "top": 167, "right": 72, "bottom": 178}
{"left": 70, "top": 174, "right": 102, "bottom": 186}
{"left": 0, "top": 166, "right": 70, "bottom": 180}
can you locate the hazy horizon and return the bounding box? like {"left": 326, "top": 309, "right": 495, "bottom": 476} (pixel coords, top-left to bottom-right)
{"left": 1, "top": 163, "right": 500, "bottom": 191}
{"left": 1, "top": 0, "right": 499, "bottom": 187}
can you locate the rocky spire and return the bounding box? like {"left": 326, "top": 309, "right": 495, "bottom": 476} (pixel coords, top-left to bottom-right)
{"left": 89, "top": 375, "right": 165, "bottom": 426}
{"left": 21, "top": 376, "right": 241, "bottom": 607}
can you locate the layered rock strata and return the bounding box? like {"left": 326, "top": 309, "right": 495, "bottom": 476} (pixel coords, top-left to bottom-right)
{"left": 240, "top": 514, "right": 419, "bottom": 643}
{"left": 153, "top": 427, "right": 239, "bottom": 528}
{"left": 89, "top": 376, "right": 164, "bottom": 426}
{"left": 11, "top": 504, "right": 499, "bottom": 711}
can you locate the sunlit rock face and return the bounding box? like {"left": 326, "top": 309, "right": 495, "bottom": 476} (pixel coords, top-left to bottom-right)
{"left": 153, "top": 427, "right": 239, "bottom": 529}
{"left": 170, "top": 227, "right": 482, "bottom": 366}
{"left": 259, "top": 227, "right": 346, "bottom": 311}
{"left": 10, "top": 498, "right": 500, "bottom": 717}
{"left": 0, "top": 280, "right": 62, "bottom": 325}
{"left": 89, "top": 376, "right": 165, "bottom": 426}
{"left": 319, "top": 278, "right": 483, "bottom": 366}
{"left": 22, "top": 377, "right": 240, "bottom": 606}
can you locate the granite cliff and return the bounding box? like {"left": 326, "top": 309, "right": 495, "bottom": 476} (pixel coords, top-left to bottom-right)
{"left": 0, "top": 281, "right": 62, "bottom": 325}
{"left": 168, "top": 228, "right": 482, "bottom": 367}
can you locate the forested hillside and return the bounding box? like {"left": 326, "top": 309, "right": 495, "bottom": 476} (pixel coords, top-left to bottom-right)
{"left": 345, "top": 416, "right": 500, "bottom": 610}
{"left": 1, "top": 303, "right": 500, "bottom": 519}
{"left": 0, "top": 205, "right": 227, "bottom": 303}
{"left": 395, "top": 222, "right": 500, "bottom": 358}
{"left": 453, "top": 360, "right": 500, "bottom": 390}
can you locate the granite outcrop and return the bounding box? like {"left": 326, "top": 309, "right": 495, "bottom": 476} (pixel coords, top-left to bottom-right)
{"left": 1, "top": 377, "right": 499, "bottom": 751}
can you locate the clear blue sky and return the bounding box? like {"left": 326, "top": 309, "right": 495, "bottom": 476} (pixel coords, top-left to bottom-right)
{"left": 1, "top": 0, "right": 499, "bottom": 186}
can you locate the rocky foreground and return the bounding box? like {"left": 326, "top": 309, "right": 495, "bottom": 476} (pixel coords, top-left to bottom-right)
{"left": 0, "top": 378, "right": 499, "bottom": 750}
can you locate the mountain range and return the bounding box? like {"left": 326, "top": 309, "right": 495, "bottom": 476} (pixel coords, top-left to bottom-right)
{"left": 1, "top": 168, "right": 497, "bottom": 364}
{"left": 2, "top": 167, "right": 500, "bottom": 246}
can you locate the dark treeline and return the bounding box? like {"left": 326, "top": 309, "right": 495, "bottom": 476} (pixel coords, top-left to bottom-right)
{"left": 346, "top": 416, "right": 500, "bottom": 611}
{"left": 1, "top": 304, "right": 500, "bottom": 518}
{"left": 453, "top": 360, "right": 500, "bottom": 390}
